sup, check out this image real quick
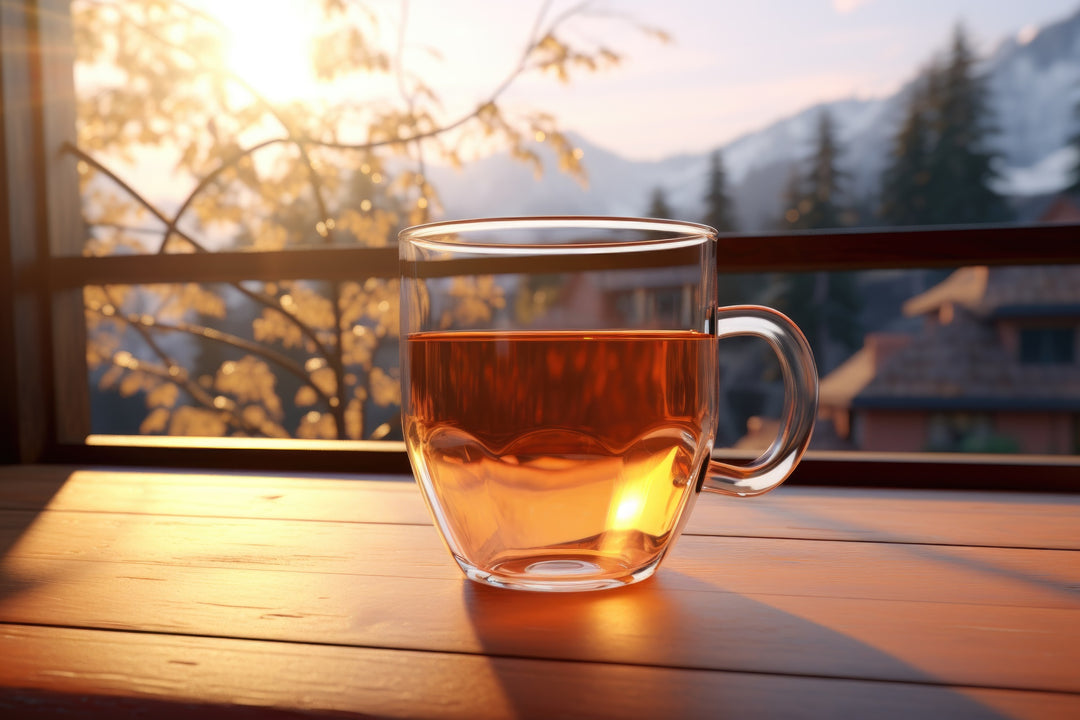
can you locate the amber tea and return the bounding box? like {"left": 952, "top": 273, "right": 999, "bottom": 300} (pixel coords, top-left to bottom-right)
{"left": 404, "top": 330, "right": 716, "bottom": 589}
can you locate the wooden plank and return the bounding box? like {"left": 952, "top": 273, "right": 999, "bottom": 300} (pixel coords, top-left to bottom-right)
{"left": 791, "top": 453, "right": 1080, "bottom": 493}
{"left": 3, "top": 624, "right": 1078, "bottom": 720}
{"left": 62, "top": 436, "right": 416, "bottom": 475}
{"left": 2, "top": 467, "right": 1078, "bottom": 549}
{"left": 686, "top": 486, "right": 1080, "bottom": 550}
{"left": 48, "top": 245, "right": 400, "bottom": 287}
{"left": 1, "top": 509, "right": 1077, "bottom": 610}
{"left": 0, "top": 541, "right": 1077, "bottom": 692}
{"left": 0, "top": 466, "right": 426, "bottom": 524}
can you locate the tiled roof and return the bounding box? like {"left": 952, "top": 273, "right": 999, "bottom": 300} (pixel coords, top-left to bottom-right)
{"left": 903, "top": 265, "right": 1080, "bottom": 318}
{"left": 903, "top": 267, "right": 987, "bottom": 317}
{"left": 849, "top": 265, "right": 1080, "bottom": 408}
{"left": 856, "top": 307, "right": 1080, "bottom": 407}
{"left": 981, "top": 265, "right": 1080, "bottom": 312}
{"left": 819, "top": 333, "right": 912, "bottom": 408}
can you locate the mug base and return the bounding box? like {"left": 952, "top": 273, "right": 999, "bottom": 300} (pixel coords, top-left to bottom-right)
{"left": 458, "top": 554, "right": 662, "bottom": 592}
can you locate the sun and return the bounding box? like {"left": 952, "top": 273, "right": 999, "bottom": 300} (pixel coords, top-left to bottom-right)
{"left": 209, "top": 1, "right": 324, "bottom": 103}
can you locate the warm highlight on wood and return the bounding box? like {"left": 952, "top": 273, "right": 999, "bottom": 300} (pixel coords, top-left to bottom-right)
{"left": 0, "top": 465, "right": 1077, "bottom": 718}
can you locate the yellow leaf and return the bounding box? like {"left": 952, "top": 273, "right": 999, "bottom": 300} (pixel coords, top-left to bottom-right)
{"left": 298, "top": 410, "right": 337, "bottom": 439}
{"left": 254, "top": 309, "right": 304, "bottom": 349}
{"left": 168, "top": 406, "right": 228, "bottom": 437}
{"left": 140, "top": 407, "right": 170, "bottom": 434}
{"left": 284, "top": 283, "right": 336, "bottom": 331}
{"left": 119, "top": 371, "right": 143, "bottom": 398}
{"left": 443, "top": 276, "right": 506, "bottom": 327}
{"left": 310, "top": 366, "right": 338, "bottom": 396}
{"left": 98, "top": 365, "right": 124, "bottom": 390}
{"left": 253, "top": 222, "right": 288, "bottom": 251}
{"left": 345, "top": 398, "right": 363, "bottom": 439}
{"left": 342, "top": 328, "right": 375, "bottom": 368}
{"left": 147, "top": 383, "right": 179, "bottom": 408}
{"left": 242, "top": 405, "right": 289, "bottom": 438}
{"left": 215, "top": 355, "right": 284, "bottom": 420}
{"left": 369, "top": 367, "right": 401, "bottom": 407}
{"left": 242, "top": 404, "right": 267, "bottom": 425}
{"left": 295, "top": 385, "right": 318, "bottom": 406}
{"left": 185, "top": 284, "right": 227, "bottom": 319}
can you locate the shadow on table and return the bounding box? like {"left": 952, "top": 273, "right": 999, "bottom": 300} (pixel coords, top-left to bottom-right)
{"left": 462, "top": 569, "right": 1013, "bottom": 719}
{"left": 743, "top": 498, "right": 1080, "bottom": 606}
{"left": 0, "top": 687, "right": 330, "bottom": 719}
{"left": 0, "top": 467, "right": 73, "bottom": 608}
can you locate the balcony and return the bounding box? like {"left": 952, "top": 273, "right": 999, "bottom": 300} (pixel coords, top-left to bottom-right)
{"left": 2, "top": 1, "right": 1079, "bottom": 716}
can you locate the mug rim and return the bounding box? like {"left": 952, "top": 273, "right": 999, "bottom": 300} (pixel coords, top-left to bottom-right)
{"left": 399, "top": 215, "right": 717, "bottom": 254}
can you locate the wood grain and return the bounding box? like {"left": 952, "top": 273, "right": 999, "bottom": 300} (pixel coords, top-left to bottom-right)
{"left": 4, "top": 624, "right": 1078, "bottom": 720}
{"left": 2, "top": 466, "right": 1077, "bottom": 549}
{"left": 1, "top": 536, "right": 1077, "bottom": 692}
{"left": 43, "top": 223, "right": 1080, "bottom": 287}
{"left": 1, "top": 465, "right": 1078, "bottom": 714}
{"left": 1, "top": 509, "right": 1077, "bottom": 610}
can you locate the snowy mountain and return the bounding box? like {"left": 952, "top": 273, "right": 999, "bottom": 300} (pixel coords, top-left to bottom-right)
{"left": 428, "top": 5, "right": 1080, "bottom": 230}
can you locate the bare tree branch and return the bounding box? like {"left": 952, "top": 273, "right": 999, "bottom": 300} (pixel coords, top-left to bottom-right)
{"left": 99, "top": 285, "right": 272, "bottom": 437}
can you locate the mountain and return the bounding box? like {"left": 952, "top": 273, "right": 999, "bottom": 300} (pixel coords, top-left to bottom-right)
{"left": 428, "top": 5, "right": 1080, "bottom": 230}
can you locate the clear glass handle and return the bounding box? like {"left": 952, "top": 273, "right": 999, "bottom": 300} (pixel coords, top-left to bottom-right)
{"left": 705, "top": 305, "right": 819, "bottom": 496}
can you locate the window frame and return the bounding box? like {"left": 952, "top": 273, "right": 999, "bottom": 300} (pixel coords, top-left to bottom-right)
{"left": 3, "top": 0, "right": 1080, "bottom": 491}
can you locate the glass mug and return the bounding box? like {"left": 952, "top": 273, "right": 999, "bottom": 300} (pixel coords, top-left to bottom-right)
{"left": 400, "top": 217, "right": 817, "bottom": 591}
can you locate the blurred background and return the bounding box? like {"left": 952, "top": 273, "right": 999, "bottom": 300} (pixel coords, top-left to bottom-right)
{"left": 73, "top": 0, "right": 1080, "bottom": 455}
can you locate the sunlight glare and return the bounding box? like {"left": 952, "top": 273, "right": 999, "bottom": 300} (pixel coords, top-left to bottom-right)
{"left": 211, "top": 1, "right": 323, "bottom": 102}
{"left": 609, "top": 447, "right": 679, "bottom": 531}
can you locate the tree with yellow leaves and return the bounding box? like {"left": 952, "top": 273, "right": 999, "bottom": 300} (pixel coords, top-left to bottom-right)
{"left": 73, "top": 0, "right": 657, "bottom": 440}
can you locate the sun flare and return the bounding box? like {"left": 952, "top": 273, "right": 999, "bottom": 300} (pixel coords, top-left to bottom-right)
{"left": 210, "top": 1, "right": 323, "bottom": 102}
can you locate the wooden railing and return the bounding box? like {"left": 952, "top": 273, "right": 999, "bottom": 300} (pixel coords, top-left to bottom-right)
{"left": 29, "top": 223, "right": 1080, "bottom": 491}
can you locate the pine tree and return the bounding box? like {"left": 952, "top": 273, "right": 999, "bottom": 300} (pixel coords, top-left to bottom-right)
{"left": 880, "top": 28, "right": 1009, "bottom": 225}
{"left": 775, "top": 110, "right": 861, "bottom": 371}
{"left": 780, "top": 270, "right": 862, "bottom": 373}
{"left": 779, "top": 166, "right": 806, "bottom": 230}
{"left": 647, "top": 187, "right": 674, "bottom": 218}
{"left": 702, "top": 150, "right": 737, "bottom": 232}
{"left": 880, "top": 79, "right": 935, "bottom": 226}
{"left": 701, "top": 150, "right": 750, "bottom": 305}
{"left": 781, "top": 111, "right": 849, "bottom": 231}
{"left": 801, "top": 110, "right": 846, "bottom": 229}
{"left": 925, "top": 26, "right": 1010, "bottom": 224}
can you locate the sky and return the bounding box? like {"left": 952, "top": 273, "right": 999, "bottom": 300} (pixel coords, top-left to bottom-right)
{"left": 166, "top": 0, "right": 1080, "bottom": 166}
{"left": 371, "top": 0, "right": 1080, "bottom": 160}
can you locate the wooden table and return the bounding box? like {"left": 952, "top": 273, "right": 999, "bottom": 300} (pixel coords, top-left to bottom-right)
{"left": 0, "top": 465, "right": 1077, "bottom": 718}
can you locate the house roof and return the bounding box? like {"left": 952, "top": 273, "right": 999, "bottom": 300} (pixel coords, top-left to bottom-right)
{"left": 819, "top": 333, "right": 912, "bottom": 408}
{"left": 855, "top": 306, "right": 1080, "bottom": 409}
{"left": 981, "top": 266, "right": 1080, "bottom": 315}
{"left": 1010, "top": 190, "right": 1080, "bottom": 224}
{"left": 833, "top": 263, "right": 1080, "bottom": 410}
{"left": 903, "top": 267, "right": 988, "bottom": 317}
{"left": 903, "top": 265, "right": 1080, "bottom": 318}
{"left": 819, "top": 346, "right": 875, "bottom": 408}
